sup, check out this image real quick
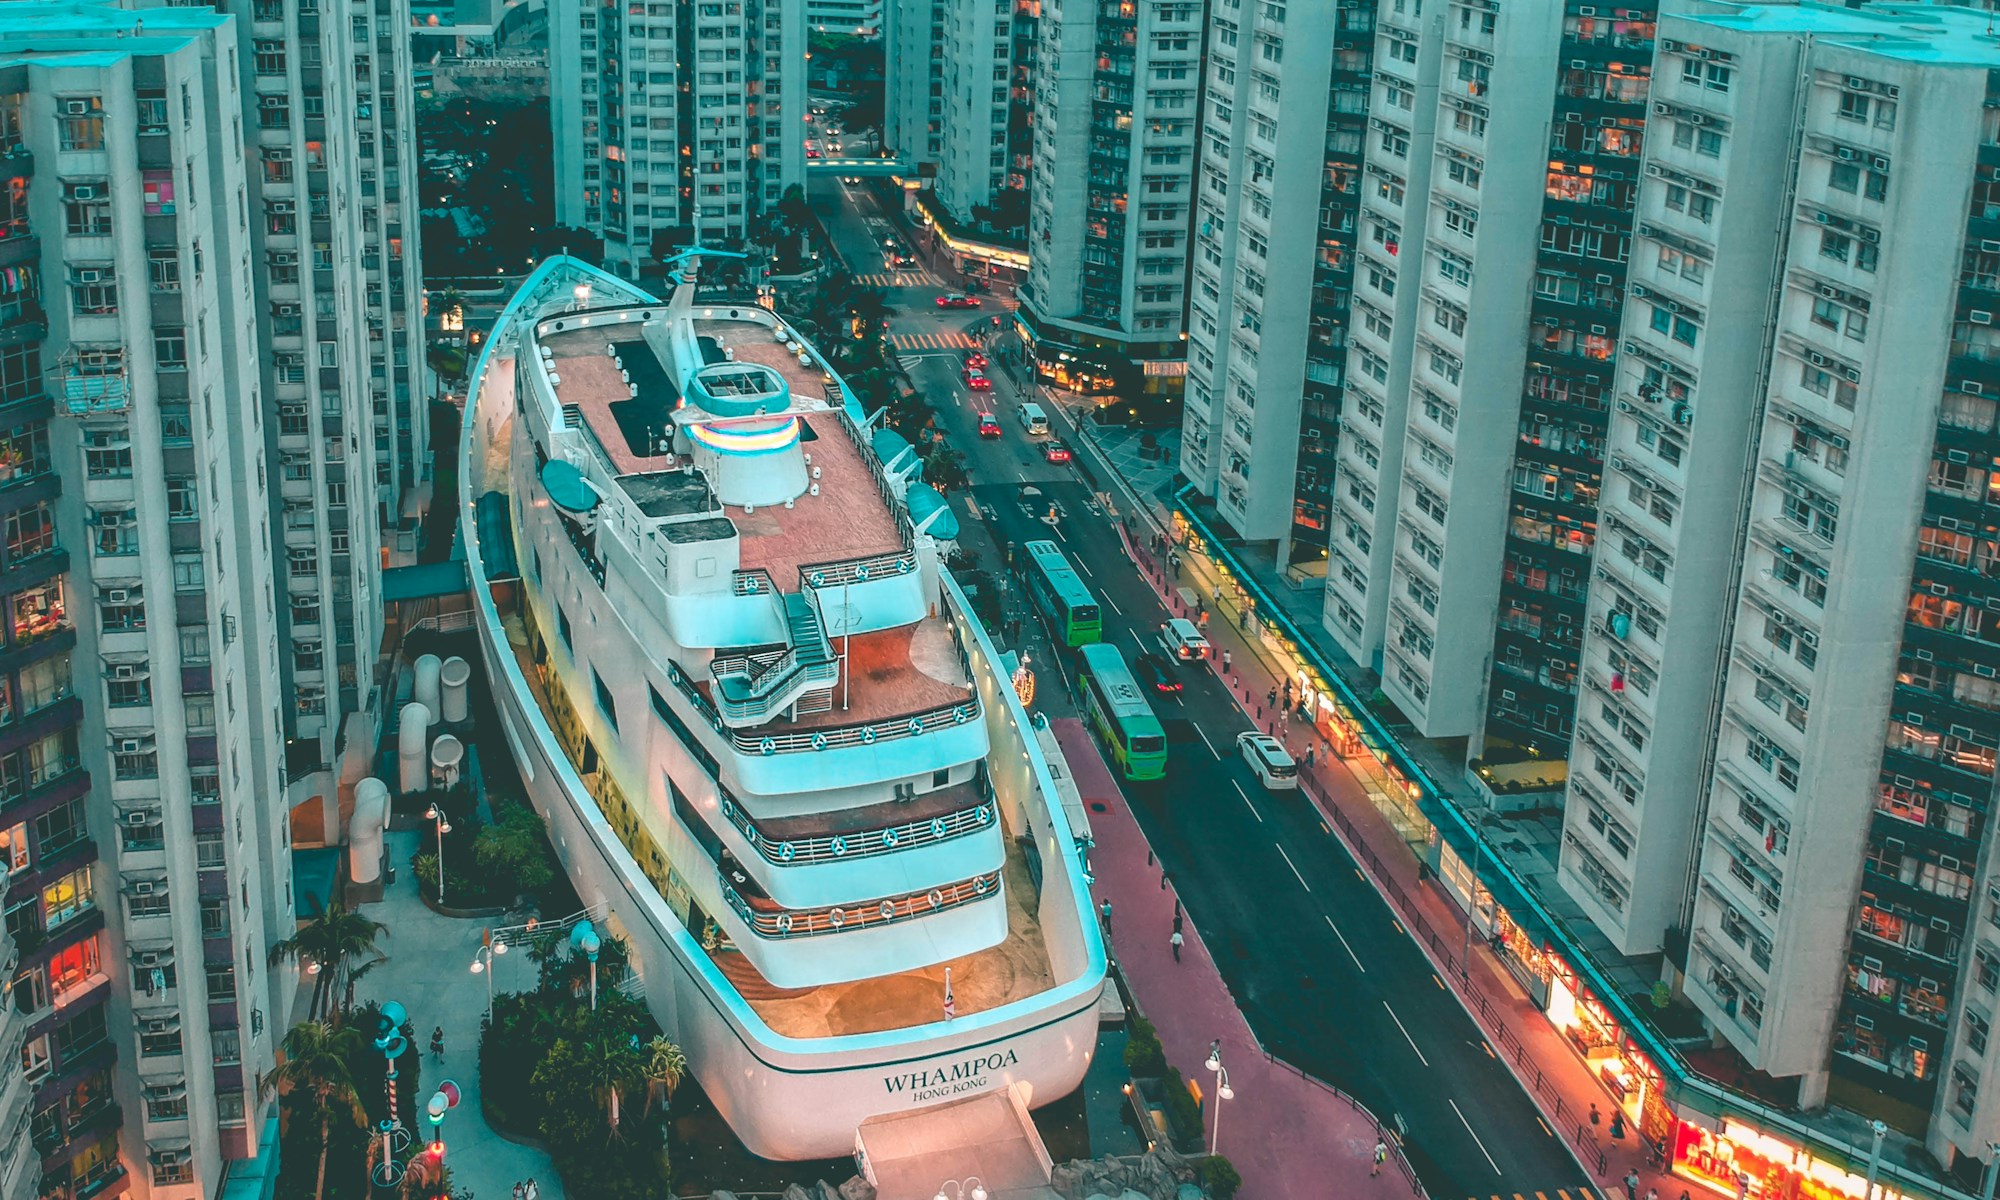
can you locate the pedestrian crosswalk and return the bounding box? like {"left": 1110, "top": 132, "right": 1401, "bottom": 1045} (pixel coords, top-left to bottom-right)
{"left": 852, "top": 271, "right": 941, "bottom": 288}
{"left": 1467, "top": 1190, "right": 1599, "bottom": 1200}
{"left": 889, "top": 331, "right": 982, "bottom": 351}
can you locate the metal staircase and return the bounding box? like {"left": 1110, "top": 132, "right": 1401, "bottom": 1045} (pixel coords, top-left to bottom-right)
{"left": 710, "top": 591, "right": 838, "bottom": 726}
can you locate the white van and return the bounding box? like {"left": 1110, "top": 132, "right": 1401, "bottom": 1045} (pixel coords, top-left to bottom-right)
{"left": 1237, "top": 732, "right": 1299, "bottom": 790}
{"left": 1018, "top": 402, "right": 1051, "bottom": 437}
{"left": 1157, "top": 617, "right": 1210, "bottom": 662}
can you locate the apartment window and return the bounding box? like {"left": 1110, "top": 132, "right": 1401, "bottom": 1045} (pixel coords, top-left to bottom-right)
{"left": 136, "top": 90, "right": 169, "bottom": 134}
{"left": 1829, "top": 162, "right": 1889, "bottom": 203}
{"left": 106, "top": 664, "right": 151, "bottom": 708}
{"left": 92, "top": 507, "right": 137, "bottom": 556}
{"left": 57, "top": 97, "right": 105, "bottom": 151}
{"left": 1670, "top": 121, "right": 1722, "bottom": 158}
{"left": 1649, "top": 304, "right": 1699, "bottom": 348}
{"left": 1681, "top": 59, "right": 1731, "bottom": 92}
{"left": 165, "top": 476, "right": 198, "bottom": 521}
{"left": 206, "top": 963, "right": 237, "bottom": 1003}
{"left": 69, "top": 266, "right": 117, "bottom": 316}
{"left": 171, "top": 551, "right": 205, "bottom": 592}
{"left": 1809, "top": 297, "right": 1868, "bottom": 342}
{"left": 154, "top": 327, "right": 187, "bottom": 370}
{"left": 147, "top": 246, "right": 181, "bottom": 292}
{"left": 254, "top": 39, "right": 287, "bottom": 75}
{"left": 1657, "top": 244, "right": 1707, "bottom": 284}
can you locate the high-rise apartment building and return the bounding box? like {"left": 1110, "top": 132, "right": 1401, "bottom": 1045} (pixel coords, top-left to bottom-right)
{"left": 0, "top": 918, "right": 34, "bottom": 1200}
{"left": 807, "top": 0, "right": 881, "bottom": 35}
{"left": 1321, "top": 0, "right": 1655, "bottom": 744}
{"left": 1018, "top": 0, "right": 1199, "bottom": 394}
{"left": 549, "top": 0, "right": 807, "bottom": 277}
{"left": 1544, "top": 2, "right": 2000, "bottom": 1168}
{"left": 1177, "top": 1, "right": 1372, "bottom": 562}
{"left": 0, "top": 0, "right": 419, "bottom": 1192}
{"left": 886, "top": 0, "right": 1033, "bottom": 234}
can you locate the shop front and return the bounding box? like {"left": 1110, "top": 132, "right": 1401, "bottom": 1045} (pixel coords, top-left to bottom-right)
{"left": 1673, "top": 1117, "right": 1912, "bottom": 1200}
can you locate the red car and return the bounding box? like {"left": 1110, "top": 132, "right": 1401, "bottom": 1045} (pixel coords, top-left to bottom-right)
{"left": 1042, "top": 440, "right": 1072, "bottom": 464}
{"left": 963, "top": 350, "right": 989, "bottom": 369}
{"left": 977, "top": 412, "right": 1002, "bottom": 438}
{"left": 963, "top": 367, "right": 992, "bottom": 391}
{"left": 936, "top": 293, "right": 981, "bottom": 309}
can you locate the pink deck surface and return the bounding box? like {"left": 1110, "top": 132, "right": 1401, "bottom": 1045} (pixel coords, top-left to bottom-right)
{"left": 543, "top": 331, "right": 679, "bottom": 476}
{"left": 729, "top": 410, "right": 902, "bottom": 580}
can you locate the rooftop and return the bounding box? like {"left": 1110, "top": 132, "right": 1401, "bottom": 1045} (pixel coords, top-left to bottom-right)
{"left": 1687, "top": 2, "right": 2000, "bottom": 66}
{"left": 700, "top": 618, "right": 973, "bottom": 730}
{"left": 730, "top": 412, "right": 903, "bottom": 581}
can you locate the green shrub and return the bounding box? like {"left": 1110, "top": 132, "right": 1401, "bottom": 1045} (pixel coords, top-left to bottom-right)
{"left": 473, "top": 801, "right": 555, "bottom": 896}
{"left": 1160, "top": 1066, "right": 1203, "bottom": 1148}
{"left": 1122, "top": 1015, "right": 1167, "bottom": 1077}
{"left": 1197, "top": 1155, "right": 1242, "bottom": 1199}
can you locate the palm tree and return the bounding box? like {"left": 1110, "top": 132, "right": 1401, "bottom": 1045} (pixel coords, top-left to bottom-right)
{"left": 266, "top": 1021, "right": 365, "bottom": 1200}
{"left": 268, "top": 900, "right": 389, "bottom": 1021}
{"left": 642, "top": 1036, "right": 686, "bottom": 1116}
{"left": 576, "top": 1035, "right": 647, "bottom": 1134}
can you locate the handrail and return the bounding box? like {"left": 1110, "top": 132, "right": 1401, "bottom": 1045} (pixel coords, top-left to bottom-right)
{"left": 733, "top": 696, "right": 981, "bottom": 755}
{"left": 720, "top": 869, "right": 1001, "bottom": 939}
{"left": 731, "top": 569, "right": 778, "bottom": 596}
{"left": 799, "top": 549, "right": 918, "bottom": 590}
{"left": 718, "top": 791, "right": 996, "bottom": 866}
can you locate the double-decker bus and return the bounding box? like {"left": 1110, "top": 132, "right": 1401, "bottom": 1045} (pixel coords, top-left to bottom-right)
{"left": 1078, "top": 643, "right": 1168, "bottom": 781}
{"left": 1023, "top": 539, "right": 1102, "bottom": 647}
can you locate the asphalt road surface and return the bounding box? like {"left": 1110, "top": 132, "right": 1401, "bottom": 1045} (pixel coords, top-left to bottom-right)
{"left": 809, "top": 178, "right": 1589, "bottom": 1199}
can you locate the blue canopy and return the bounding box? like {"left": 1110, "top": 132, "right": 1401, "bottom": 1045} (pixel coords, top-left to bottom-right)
{"left": 908, "top": 484, "right": 958, "bottom": 541}
{"left": 871, "top": 427, "right": 915, "bottom": 473}
{"left": 541, "top": 459, "right": 600, "bottom": 513}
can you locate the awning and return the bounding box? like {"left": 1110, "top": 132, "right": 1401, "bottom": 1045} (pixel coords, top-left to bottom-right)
{"left": 380, "top": 560, "right": 469, "bottom": 602}
{"left": 907, "top": 484, "right": 958, "bottom": 541}
{"left": 540, "top": 459, "right": 601, "bottom": 513}
{"left": 475, "top": 492, "right": 519, "bottom": 581}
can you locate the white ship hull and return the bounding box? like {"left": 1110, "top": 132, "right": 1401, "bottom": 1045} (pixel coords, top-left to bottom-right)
{"left": 458, "top": 259, "right": 1107, "bottom": 1159}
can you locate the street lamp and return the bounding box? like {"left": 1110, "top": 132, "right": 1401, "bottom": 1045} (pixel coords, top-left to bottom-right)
{"left": 1205, "top": 1041, "right": 1235, "bottom": 1157}
{"left": 572, "top": 920, "right": 603, "bottom": 1010}
{"left": 1862, "top": 1119, "right": 1889, "bottom": 1200}
{"left": 934, "top": 1179, "right": 987, "bottom": 1200}
{"left": 469, "top": 937, "right": 509, "bottom": 1023}
{"left": 424, "top": 804, "right": 452, "bottom": 905}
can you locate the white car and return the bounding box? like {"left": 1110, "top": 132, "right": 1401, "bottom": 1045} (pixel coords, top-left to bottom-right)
{"left": 1237, "top": 733, "right": 1299, "bottom": 790}
{"left": 1157, "top": 617, "right": 1210, "bottom": 662}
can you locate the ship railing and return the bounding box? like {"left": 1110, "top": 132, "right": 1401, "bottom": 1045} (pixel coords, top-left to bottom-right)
{"left": 797, "top": 550, "right": 917, "bottom": 591}
{"left": 720, "top": 869, "right": 1002, "bottom": 939}
{"left": 734, "top": 695, "right": 980, "bottom": 756}
{"left": 717, "top": 790, "right": 996, "bottom": 867}
{"left": 731, "top": 568, "right": 778, "bottom": 596}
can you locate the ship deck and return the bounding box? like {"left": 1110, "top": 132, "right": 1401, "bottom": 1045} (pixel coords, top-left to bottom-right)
{"left": 540, "top": 318, "right": 904, "bottom": 582}
{"left": 708, "top": 836, "right": 1054, "bottom": 1039}
{"left": 700, "top": 619, "right": 975, "bottom": 730}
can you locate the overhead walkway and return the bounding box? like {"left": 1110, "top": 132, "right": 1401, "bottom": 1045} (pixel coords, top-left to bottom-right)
{"left": 809, "top": 155, "right": 909, "bottom": 176}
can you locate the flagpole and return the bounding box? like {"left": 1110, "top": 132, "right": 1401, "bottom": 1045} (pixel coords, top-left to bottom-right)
{"left": 943, "top": 966, "right": 955, "bottom": 1020}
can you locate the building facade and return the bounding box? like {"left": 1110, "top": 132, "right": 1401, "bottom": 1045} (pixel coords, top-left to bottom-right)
{"left": 807, "top": 0, "right": 881, "bottom": 35}
{"left": 549, "top": 0, "right": 808, "bottom": 276}
{"left": 1178, "top": 1, "right": 1372, "bottom": 563}
{"left": 0, "top": 1, "right": 417, "bottom": 1193}
{"left": 1017, "top": 0, "right": 1198, "bottom": 395}
{"left": 1539, "top": 3, "right": 2000, "bottom": 1169}
{"left": 1319, "top": 0, "right": 1655, "bottom": 744}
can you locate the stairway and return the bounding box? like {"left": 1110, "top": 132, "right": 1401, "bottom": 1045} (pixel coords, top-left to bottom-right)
{"left": 711, "top": 592, "right": 839, "bottom": 725}
{"left": 782, "top": 592, "right": 835, "bottom": 672}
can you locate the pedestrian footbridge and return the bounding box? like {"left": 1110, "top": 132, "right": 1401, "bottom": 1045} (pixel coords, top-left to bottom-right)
{"left": 809, "top": 155, "right": 908, "bottom": 177}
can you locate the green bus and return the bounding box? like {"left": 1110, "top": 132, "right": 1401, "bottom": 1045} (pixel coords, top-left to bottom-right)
{"left": 1023, "top": 540, "right": 1103, "bottom": 646}
{"left": 1078, "top": 643, "right": 1168, "bottom": 781}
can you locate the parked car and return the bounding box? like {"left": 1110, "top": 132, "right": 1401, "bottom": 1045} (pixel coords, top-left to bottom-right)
{"left": 963, "top": 368, "right": 992, "bottom": 391}
{"left": 1041, "top": 440, "right": 1073, "bottom": 464}
{"left": 1133, "top": 652, "right": 1181, "bottom": 694}
{"left": 936, "top": 293, "right": 981, "bottom": 309}
{"left": 978, "top": 412, "right": 1003, "bottom": 438}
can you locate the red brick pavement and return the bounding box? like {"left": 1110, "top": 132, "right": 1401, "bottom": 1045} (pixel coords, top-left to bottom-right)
{"left": 1053, "top": 717, "right": 1426, "bottom": 1200}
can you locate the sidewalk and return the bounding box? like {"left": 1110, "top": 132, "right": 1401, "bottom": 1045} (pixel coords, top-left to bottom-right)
{"left": 348, "top": 829, "right": 563, "bottom": 1200}
{"left": 1052, "top": 717, "right": 1425, "bottom": 1200}
{"left": 1113, "top": 532, "right": 1683, "bottom": 1200}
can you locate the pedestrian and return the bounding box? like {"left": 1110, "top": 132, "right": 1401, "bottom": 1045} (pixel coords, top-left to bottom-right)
{"left": 1371, "top": 1141, "right": 1387, "bottom": 1177}
{"left": 526, "top": 1180, "right": 540, "bottom": 1200}
{"left": 1160, "top": 868, "right": 1169, "bottom": 891}
{"left": 513, "top": 1184, "right": 524, "bottom": 1200}
{"left": 1172, "top": 911, "right": 1184, "bottom": 936}
{"left": 1647, "top": 1188, "right": 1659, "bottom": 1200}
{"left": 1305, "top": 745, "right": 1316, "bottom": 769}
{"left": 1197, "top": 610, "right": 1209, "bottom": 630}
{"left": 1590, "top": 1102, "right": 1601, "bottom": 1127}
{"left": 1238, "top": 609, "right": 1249, "bottom": 631}
{"left": 1623, "top": 1171, "right": 1640, "bottom": 1200}
{"left": 1170, "top": 930, "right": 1184, "bottom": 962}
{"left": 429, "top": 1026, "right": 445, "bottom": 1060}
{"left": 1610, "top": 1111, "right": 1626, "bottom": 1140}
{"left": 1173, "top": 897, "right": 1182, "bottom": 922}
{"left": 1267, "top": 686, "right": 1279, "bottom": 709}
{"left": 1099, "top": 898, "right": 1113, "bottom": 934}
{"left": 1222, "top": 649, "right": 1232, "bottom": 675}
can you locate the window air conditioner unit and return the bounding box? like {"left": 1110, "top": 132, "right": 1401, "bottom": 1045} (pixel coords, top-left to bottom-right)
{"left": 74, "top": 269, "right": 102, "bottom": 284}
{"left": 124, "top": 809, "right": 152, "bottom": 827}
{"left": 70, "top": 185, "right": 97, "bottom": 201}
{"left": 106, "top": 589, "right": 130, "bottom": 604}
{"left": 134, "top": 880, "right": 158, "bottom": 896}
{"left": 118, "top": 738, "right": 145, "bottom": 754}
{"left": 113, "top": 664, "right": 140, "bottom": 680}
{"left": 64, "top": 100, "right": 91, "bottom": 116}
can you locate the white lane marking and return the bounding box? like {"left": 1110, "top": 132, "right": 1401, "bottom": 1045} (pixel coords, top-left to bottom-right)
{"left": 1073, "top": 558, "right": 1095, "bottom": 579}
{"left": 1276, "top": 844, "right": 1310, "bottom": 892}
{"left": 1232, "top": 780, "right": 1263, "bottom": 824}
{"left": 1448, "top": 1098, "right": 1503, "bottom": 1175}
{"left": 1383, "top": 1002, "right": 1428, "bottom": 1066}
{"left": 1194, "top": 723, "right": 1221, "bottom": 759}
{"left": 1102, "top": 593, "right": 1123, "bottom": 616}
{"left": 1325, "top": 915, "right": 1364, "bottom": 973}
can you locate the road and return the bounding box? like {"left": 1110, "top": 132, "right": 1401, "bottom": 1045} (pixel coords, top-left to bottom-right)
{"left": 808, "top": 177, "right": 1592, "bottom": 1199}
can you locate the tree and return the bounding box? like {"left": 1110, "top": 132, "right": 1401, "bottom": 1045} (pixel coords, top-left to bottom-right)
{"left": 269, "top": 901, "right": 389, "bottom": 1020}
{"left": 642, "top": 1036, "right": 687, "bottom": 1116}
{"left": 922, "top": 447, "right": 971, "bottom": 495}
{"left": 266, "top": 1022, "right": 366, "bottom": 1200}
{"left": 473, "top": 801, "right": 555, "bottom": 898}
{"left": 535, "top": 1034, "right": 646, "bottom": 1136}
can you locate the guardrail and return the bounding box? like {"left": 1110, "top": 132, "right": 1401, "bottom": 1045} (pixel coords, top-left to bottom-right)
{"left": 1254, "top": 1048, "right": 1427, "bottom": 1197}
{"left": 717, "top": 790, "right": 996, "bottom": 866}
{"left": 800, "top": 550, "right": 918, "bottom": 590}
{"left": 720, "top": 869, "right": 1001, "bottom": 939}
{"left": 732, "top": 569, "right": 778, "bottom": 596}
{"left": 732, "top": 696, "right": 980, "bottom": 756}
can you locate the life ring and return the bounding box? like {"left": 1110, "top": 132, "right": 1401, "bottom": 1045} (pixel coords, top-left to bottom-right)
{"left": 777, "top": 842, "right": 796, "bottom": 862}
{"left": 953, "top": 706, "right": 971, "bottom": 724}
{"left": 879, "top": 900, "right": 895, "bottom": 920}
{"left": 882, "top": 828, "right": 900, "bottom": 848}
{"left": 759, "top": 737, "right": 776, "bottom": 755}
{"left": 811, "top": 732, "right": 828, "bottom": 751}
{"left": 929, "top": 817, "right": 947, "bottom": 839}
{"left": 927, "top": 889, "right": 944, "bottom": 909}
{"left": 829, "top": 908, "right": 846, "bottom": 928}
{"left": 830, "top": 836, "right": 848, "bottom": 856}
{"left": 776, "top": 914, "right": 793, "bottom": 934}
{"left": 861, "top": 727, "right": 877, "bottom": 744}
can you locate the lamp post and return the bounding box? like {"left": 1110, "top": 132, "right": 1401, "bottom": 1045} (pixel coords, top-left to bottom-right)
{"left": 1862, "top": 1119, "right": 1889, "bottom": 1200}
{"left": 1204, "top": 1041, "right": 1235, "bottom": 1157}
{"left": 424, "top": 803, "right": 452, "bottom": 905}
{"left": 934, "top": 1179, "right": 987, "bottom": 1200}
{"left": 572, "top": 920, "right": 602, "bottom": 1010}
{"left": 1459, "top": 803, "right": 1487, "bottom": 980}
{"left": 469, "top": 935, "right": 509, "bottom": 1024}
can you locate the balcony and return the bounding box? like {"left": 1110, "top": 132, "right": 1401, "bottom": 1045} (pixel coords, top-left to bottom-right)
{"left": 721, "top": 867, "right": 1002, "bottom": 939}
{"left": 719, "top": 780, "right": 995, "bottom": 866}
